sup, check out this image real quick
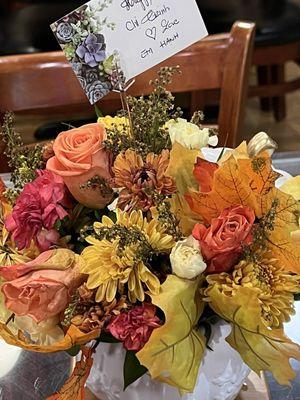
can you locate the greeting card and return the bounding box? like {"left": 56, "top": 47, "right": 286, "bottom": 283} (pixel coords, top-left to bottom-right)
{"left": 51, "top": 0, "right": 207, "bottom": 104}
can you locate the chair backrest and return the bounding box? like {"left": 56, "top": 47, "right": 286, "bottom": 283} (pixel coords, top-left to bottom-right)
{"left": 0, "top": 21, "right": 255, "bottom": 172}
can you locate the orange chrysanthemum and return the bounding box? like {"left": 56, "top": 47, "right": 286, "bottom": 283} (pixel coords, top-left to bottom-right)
{"left": 113, "top": 149, "right": 176, "bottom": 212}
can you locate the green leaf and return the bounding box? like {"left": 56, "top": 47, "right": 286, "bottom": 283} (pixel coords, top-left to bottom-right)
{"left": 95, "top": 105, "right": 103, "bottom": 118}
{"left": 65, "top": 345, "right": 81, "bottom": 357}
{"left": 99, "top": 332, "right": 120, "bottom": 343}
{"left": 124, "top": 351, "right": 148, "bottom": 390}
{"left": 202, "top": 322, "right": 213, "bottom": 351}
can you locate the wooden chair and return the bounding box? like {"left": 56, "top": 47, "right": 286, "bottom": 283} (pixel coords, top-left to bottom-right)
{"left": 0, "top": 21, "right": 255, "bottom": 172}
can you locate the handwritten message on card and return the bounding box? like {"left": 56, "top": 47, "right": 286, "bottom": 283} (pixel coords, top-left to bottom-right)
{"left": 51, "top": 0, "right": 207, "bottom": 104}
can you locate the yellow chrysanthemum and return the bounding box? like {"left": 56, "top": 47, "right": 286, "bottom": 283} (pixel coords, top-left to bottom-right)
{"left": 81, "top": 209, "right": 175, "bottom": 303}
{"left": 98, "top": 116, "right": 130, "bottom": 133}
{"left": 0, "top": 202, "right": 32, "bottom": 266}
{"left": 205, "top": 255, "right": 300, "bottom": 328}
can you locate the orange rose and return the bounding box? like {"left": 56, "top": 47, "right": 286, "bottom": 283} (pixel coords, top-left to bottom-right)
{"left": 193, "top": 205, "right": 255, "bottom": 273}
{"left": 47, "top": 123, "right": 113, "bottom": 209}
{"left": 0, "top": 249, "right": 85, "bottom": 323}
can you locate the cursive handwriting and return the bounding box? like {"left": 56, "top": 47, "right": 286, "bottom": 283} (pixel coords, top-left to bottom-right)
{"left": 141, "top": 5, "right": 171, "bottom": 24}
{"left": 160, "top": 32, "right": 179, "bottom": 48}
{"left": 120, "top": 0, "right": 152, "bottom": 12}
{"left": 161, "top": 18, "right": 180, "bottom": 34}
{"left": 141, "top": 47, "right": 154, "bottom": 58}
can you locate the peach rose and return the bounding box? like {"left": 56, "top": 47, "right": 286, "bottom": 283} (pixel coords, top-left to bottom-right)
{"left": 47, "top": 123, "right": 113, "bottom": 209}
{"left": 193, "top": 205, "right": 255, "bottom": 273}
{"left": 0, "top": 249, "right": 85, "bottom": 323}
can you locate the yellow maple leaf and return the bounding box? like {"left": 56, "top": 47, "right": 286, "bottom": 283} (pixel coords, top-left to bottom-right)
{"left": 208, "top": 285, "right": 300, "bottom": 385}
{"left": 280, "top": 176, "right": 300, "bottom": 201}
{"left": 47, "top": 347, "right": 93, "bottom": 400}
{"left": 169, "top": 194, "right": 202, "bottom": 236}
{"left": 280, "top": 176, "right": 300, "bottom": 244}
{"left": 166, "top": 142, "right": 199, "bottom": 195}
{"left": 261, "top": 187, "right": 300, "bottom": 273}
{"left": 137, "top": 275, "right": 205, "bottom": 393}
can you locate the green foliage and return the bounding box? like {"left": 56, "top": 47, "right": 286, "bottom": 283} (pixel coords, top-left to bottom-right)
{"left": 1, "top": 113, "right": 43, "bottom": 202}
{"left": 123, "top": 350, "right": 148, "bottom": 390}
{"left": 66, "top": 345, "right": 81, "bottom": 357}
{"left": 104, "top": 67, "right": 183, "bottom": 158}
{"left": 99, "top": 332, "right": 120, "bottom": 344}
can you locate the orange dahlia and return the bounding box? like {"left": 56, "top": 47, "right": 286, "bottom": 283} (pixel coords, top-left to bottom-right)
{"left": 113, "top": 149, "right": 176, "bottom": 212}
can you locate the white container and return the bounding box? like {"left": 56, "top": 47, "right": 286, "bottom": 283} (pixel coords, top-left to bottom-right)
{"left": 87, "top": 321, "right": 250, "bottom": 400}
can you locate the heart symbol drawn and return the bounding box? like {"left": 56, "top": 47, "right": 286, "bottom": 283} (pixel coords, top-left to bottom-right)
{"left": 145, "top": 27, "right": 157, "bottom": 40}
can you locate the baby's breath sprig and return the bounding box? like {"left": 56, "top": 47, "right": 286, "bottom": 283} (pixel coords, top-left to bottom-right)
{"left": 62, "top": 292, "right": 80, "bottom": 328}
{"left": 80, "top": 175, "right": 113, "bottom": 198}
{"left": 94, "top": 224, "right": 155, "bottom": 264}
{"left": 128, "top": 66, "right": 183, "bottom": 155}
{"left": 155, "top": 199, "right": 183, "bottom": 242}
{"left": 243, "top": 199, "right": 279, "bottom": 262}
{"left": 191, "top": 111, "right": 205, "bottom": 127}
{"left": 1, "top": 113, "right": 43, "bottom": 202}
{"left": 104, "top": 67, "right": 183, "bottom": 158}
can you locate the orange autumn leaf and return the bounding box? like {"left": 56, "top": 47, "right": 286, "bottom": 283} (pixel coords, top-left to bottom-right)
{"left": 47, "top": 347, "right": 93, "bottom": 400}
{"left": 186, "top": 151, "right": 300, "bottom": 272}
{"left": 0, "top": 323, "right": 100, "bottom": 353}
{"left": 193, "top": 158, "right": 218, "bottom": 192}
{"left": 186, "top": 152, "right": 279, "bottom": 224}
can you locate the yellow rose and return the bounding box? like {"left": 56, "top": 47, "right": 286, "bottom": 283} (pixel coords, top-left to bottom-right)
{"left": 98, "top": 116, "right": 130, "bottom": 133}
{"left": 165, "top": 118, "right": 218, "bottom": 150}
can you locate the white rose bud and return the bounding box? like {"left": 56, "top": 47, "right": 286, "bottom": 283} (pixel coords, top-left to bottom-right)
{"left": 165, "top": 118, "right": 218, "bottom": 150}
{"left": 170, "top": 236, "right": 207, "bottom": 279}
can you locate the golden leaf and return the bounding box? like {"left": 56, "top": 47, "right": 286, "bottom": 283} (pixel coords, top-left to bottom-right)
{"left": 186, "top": 154, "right": 263, "bottom": 223}
{"left": 262, "top": 187, "right": 300, "bottom": 273}
{"left": 0, "top": 323, "right": 100, "bottom": 352}
{"left": 280, "top": 176, "right": 300, "bottom": 201}
{"left": 169, "top": 194, "right": 202, "bottom": 236}
{"left": 137, "top": 275, "right": 205, "bottom": 392}
{"left": 219, "top": 141, "right": 249, "bottom": 162}
{"left": 47, "top": 347, "right": 93, "bottom": 400}
{"left": 208, "top": 285, "right": 300, "bottom": 385}
{"left": 166, "top": 142, "right": 199, "bottom": 195}
{"left": 187, "top": 150, "right": 300, "bottom": 272}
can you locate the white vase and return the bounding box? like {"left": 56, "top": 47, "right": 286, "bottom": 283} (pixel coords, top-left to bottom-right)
{"left": 87, "top": 321, "right": 250, "bottom": 400}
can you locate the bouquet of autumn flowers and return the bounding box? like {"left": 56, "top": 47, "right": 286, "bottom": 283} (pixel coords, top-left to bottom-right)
{"left": 0, "top": 67, "right": 300, "bottom": 398}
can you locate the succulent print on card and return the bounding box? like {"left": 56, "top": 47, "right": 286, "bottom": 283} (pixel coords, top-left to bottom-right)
{"left": 51, "top": 0, "right": 124, "bottom": 104}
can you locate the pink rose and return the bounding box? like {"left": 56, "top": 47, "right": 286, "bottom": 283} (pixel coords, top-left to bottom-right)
{"left": 108, "top": 304, "right": 160, "bottom": 351}
{"left": 193, "top": 205, "right": 255, "bottom": 273}
{"left": 5, "top": 171, "right": 70, "bottom": 251}
{"left": 0, "top": 249, "right": 85, "bottom": 323}
{"left": 47, "top": 123, "right": 113, "bottom": 209}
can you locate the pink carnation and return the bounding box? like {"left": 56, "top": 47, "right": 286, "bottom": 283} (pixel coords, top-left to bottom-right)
{"left": 6, "top": 171, "right": 70, "bottom": 251}
{"left": 108, "top": 304, "right": 161, "bottom": 351}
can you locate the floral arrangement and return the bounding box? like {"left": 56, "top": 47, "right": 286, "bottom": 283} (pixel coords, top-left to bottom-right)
{"left": 0, "top": 68, "right": 300, "bottom": 399}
